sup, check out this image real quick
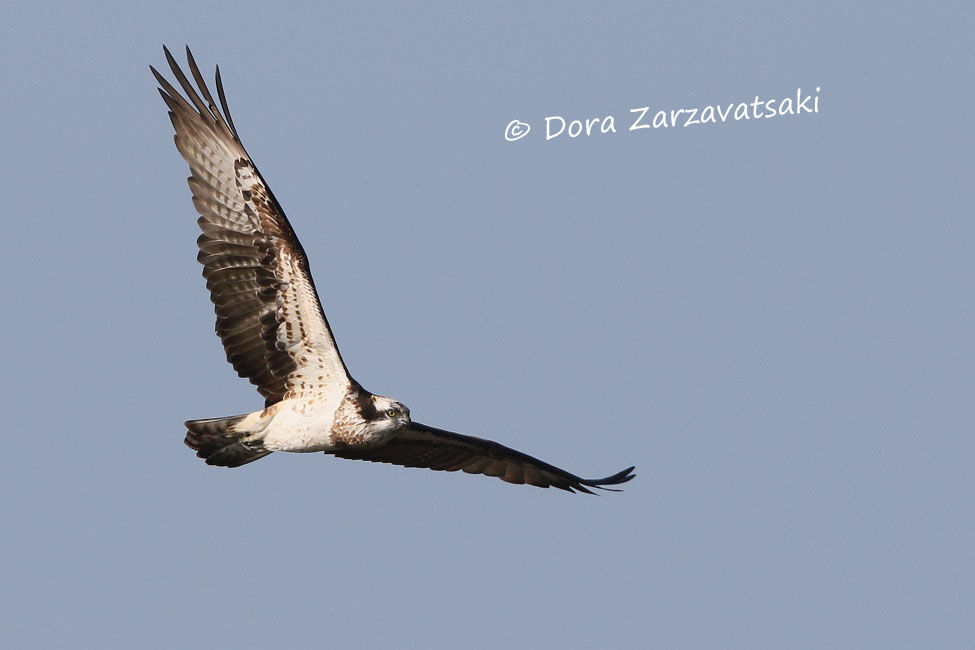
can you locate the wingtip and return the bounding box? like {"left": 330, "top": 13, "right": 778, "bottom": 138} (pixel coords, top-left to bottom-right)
{"left": 581, "top": 465, "right": 637, "bottom": 492}
{"left": 185, "top": 45, "right": 200, "bottom": 74}
{"left": 149, "top": 65, "right": 166, "bottom": 86}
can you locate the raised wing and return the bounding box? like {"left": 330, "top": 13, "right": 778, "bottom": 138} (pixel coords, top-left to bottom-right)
{"left": 333, "top": 422, "right": 636, "bottom": 494}
{"left": 152, "top": 46, "right": 351, "bottom": 404}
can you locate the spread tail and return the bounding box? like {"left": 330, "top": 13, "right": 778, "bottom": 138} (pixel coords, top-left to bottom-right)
{"left": 184, "top": 414, "right": 271, "bottom": 467}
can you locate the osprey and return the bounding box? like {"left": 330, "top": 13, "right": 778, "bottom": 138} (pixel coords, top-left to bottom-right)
{"left": 152, "top": 47, "right": 635, "bottom": 494}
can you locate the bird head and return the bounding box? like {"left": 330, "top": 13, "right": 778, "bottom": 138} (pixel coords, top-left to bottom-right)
{"left": 364, "top": 394, "right": 411, "bottom": 435}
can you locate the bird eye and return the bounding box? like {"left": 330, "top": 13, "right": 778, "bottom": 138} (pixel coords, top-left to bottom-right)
{"left": 386, "top": 408, "right": 398, "bottom": 418}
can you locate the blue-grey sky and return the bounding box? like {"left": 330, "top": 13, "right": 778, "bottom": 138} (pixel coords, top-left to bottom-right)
{"left": 2, "top": 3, "right": 972, "bottom": 648}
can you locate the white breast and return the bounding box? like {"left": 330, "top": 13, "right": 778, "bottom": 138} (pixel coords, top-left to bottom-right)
{"left": 256, "top": 388, "right": 346, "bottom": 453}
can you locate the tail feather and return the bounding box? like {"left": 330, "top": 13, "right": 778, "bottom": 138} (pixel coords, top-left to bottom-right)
{"left": 184, "top": 414, "right": 271, "bottom": 467}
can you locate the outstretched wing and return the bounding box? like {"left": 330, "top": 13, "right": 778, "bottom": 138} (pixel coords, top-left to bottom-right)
{"left": 333, "top": 422, "right": 636, "bottom": 494}
{"left": 152, "top": 46, "right": 351, "bottom": 404}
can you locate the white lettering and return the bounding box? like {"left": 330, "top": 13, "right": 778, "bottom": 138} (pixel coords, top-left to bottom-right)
{"left": 629, "top": 106, "right": 650, "bottom": 130}
{"left": 545, "top": 116, "right": 566, "bottom": 140}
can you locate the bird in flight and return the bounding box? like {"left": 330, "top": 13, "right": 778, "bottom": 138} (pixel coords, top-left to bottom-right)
{"left": 152, "top": 46, "right": 635, "bottom": 494}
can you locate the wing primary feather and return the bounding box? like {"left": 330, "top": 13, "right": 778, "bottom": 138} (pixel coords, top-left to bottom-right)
{"left": 184, "top": 46, "right": 232, "bottom": 135}
{"left": 163, "top": 45, "right": 211, "bottom": 120}
{"left": 214, "top": 65, "right": 240, "bottom": 141}
{"left": 152, "top": 68, "right": 196, "bottom": 117}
